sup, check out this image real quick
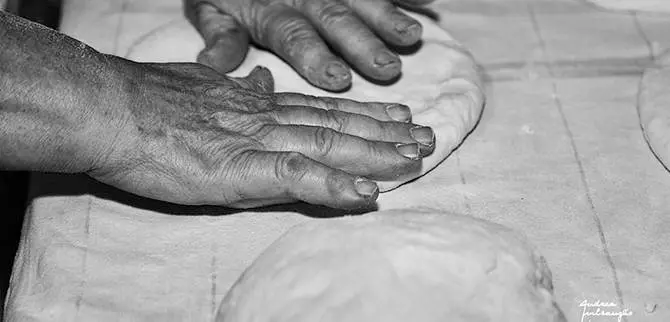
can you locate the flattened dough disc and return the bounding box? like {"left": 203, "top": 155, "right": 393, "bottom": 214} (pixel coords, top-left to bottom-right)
{"left": 639, "top": 51, "right": 670, "bottom": 171}
{"left": 125, "top": 12, "right": 484, "bottom": 192}
{"left": 216, "top": 209, "right": 566, "bottom": 322}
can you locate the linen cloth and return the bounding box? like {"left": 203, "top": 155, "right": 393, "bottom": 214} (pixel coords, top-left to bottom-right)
{"left": 4, "top": 0, "right": 670, "bottom": 321}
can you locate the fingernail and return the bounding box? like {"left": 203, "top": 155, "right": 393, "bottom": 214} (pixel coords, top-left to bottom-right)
{"left": 325, "top": 62, "right": 350, "bottom": 83}
{"left": 396, "top": 143, "right": 420, "bottom": 160}
{"left": 395, "top": 19, "right": 421, "bottom": 36}
{"left": 374, "top": 51, "right": 399, "bottom": 68}
{"left": 385, "top": 104, "right": 412, "bottom": 122}
{"left": 410, "top": 126, "right": 435, "bottom": 147}
{"left": 354, "top": 177, "right": 379, "bottom": 198}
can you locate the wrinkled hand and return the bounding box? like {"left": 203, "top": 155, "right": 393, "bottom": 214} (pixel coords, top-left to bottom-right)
{"left": 92, "top": 59, "right": 435, "bottom": 209}
{"left": 184, "top": 0, "right": 435, "bottom": 91}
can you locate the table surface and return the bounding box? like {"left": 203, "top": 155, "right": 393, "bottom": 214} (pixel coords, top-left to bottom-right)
{"left": 5, "top": 0, "right": 670, "bottom": 321}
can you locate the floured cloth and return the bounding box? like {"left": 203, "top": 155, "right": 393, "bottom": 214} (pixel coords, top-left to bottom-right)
{"left": 5, "top": 0, "right": 670, "bottom": 321}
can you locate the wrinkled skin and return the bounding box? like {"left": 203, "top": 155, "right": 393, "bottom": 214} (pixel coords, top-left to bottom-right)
{"left": 184, "top": 0, "right": 436, "bottom": 91}
{"left": 93, "top": 58, "right": 435, "bottom": 209}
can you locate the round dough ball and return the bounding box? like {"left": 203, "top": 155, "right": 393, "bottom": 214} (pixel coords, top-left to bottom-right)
{"left": 216, "top": 209, "right": 566, "bottom": 322}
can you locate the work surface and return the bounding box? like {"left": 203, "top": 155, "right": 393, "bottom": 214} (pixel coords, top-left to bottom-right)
{"left": 5, "top": 0, "right": 670, "bottom": 321}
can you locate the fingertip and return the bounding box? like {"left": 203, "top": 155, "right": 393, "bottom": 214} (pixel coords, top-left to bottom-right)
{"left": 308, "top": 61, "right": 352, "bottom": 91}
{"left": 325, "top": 174, "right": 379, "bottom": 209}
{"left": 246, "top": 65, "right": 275, "bottom": 92}
{"left": 395, "top": 142, "right": 421, "bottom": 160}
{"left": 372, "top": 50, "right": 402, "bottom": 80}
{"left": 250, "top": 65, "right": 271, "bottom": 75}
{"left": 325, "top": 62, "right": 352, "bottom": 84}
{"left": 197, "top": 38, "right": 249, "bottom": 73}
{"left": 385, "top": 104, "right": 413, "bottom": 122}
{"left": 393, "top": 18, "right": 423, "bottom": 45}
{"left": 190, "top": 4, "right": 250, "bottom": 73}
{"left": 353, "top": 177, "right": 380, "bottom": 200}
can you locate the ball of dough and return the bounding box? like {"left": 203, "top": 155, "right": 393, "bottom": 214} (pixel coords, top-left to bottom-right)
{"left": 216, "top": 209, "right": 566, "bottom": 322}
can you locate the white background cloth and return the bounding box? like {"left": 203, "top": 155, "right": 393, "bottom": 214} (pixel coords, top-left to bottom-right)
{"left": 4, "top": 0, "right": 670, "bottom": 321}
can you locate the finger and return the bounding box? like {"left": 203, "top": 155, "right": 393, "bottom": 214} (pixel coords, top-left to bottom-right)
{"left": 228, "top": 150, "right": 379, "bottom": 209}
{"left": 299, "top": 0, "right": 401, "bottom": 80}
{"left": 252, "top": 3, "right": 352, "bottom": 91}
{"left": 343, "top": 0, "right": 423, "bottom": 46}
{"left": 229, "top": 66, "right": 275, "bottom": 93}
{"left": 274, "top": 93, "right": 412, "bottom": 122}
{"left": 189, "top": 3, "right": 250, "bottom": 73}
{"left": 268, "top": 106, "right": 435, "bottom": 156}
{"left": 261, "top": 125, "right": 422, "bottom": 180}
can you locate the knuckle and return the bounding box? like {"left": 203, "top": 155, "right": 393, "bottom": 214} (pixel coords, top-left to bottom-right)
{"left": 362, "top": 120, "right": 384, "bottom": 139}
{"left": 315, "top": 2, "right": 353, "bottom": 26}
{"left": 244, "top": 1, "right": 271, "bottom": 41}
{"left": 256, "top": 5, "right": 313, "bottom": 56}
{"left": 230, "top": 112, "right": 277, "bottom": 138}
{"left": 252, "top": 123, "right": 275, "bottom": 144}
{"left": 313, "top": 127, "right": 339, "bottom": 157}
{"left": 274, "top": 152, "right": 310, "bottom": 183}
{"left": 317, "top": 96, "right": 338, "bottom": 109}
{"left": 230, "top": 89, "right": 275, "bottom": 112}
{"left": 274, "top": 18, "right": 314, "bottom": 55}
{"left": 323, "top": 109, "right": 347, "bottom": 133}
{"left": 249, "top": 114, "right": 278, "bottom": 141}
{"left": 228, "top": 150, "right": 260, "bottom": 199}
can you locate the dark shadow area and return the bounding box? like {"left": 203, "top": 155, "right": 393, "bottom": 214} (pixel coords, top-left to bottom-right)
{"left": 0, "top": 171, "right": 29, "bottom": 318}
{"left": 29, "top": 173, "right": 377, "bottom": 218}
{"left": 391, "top": 39, "right": 424, "bottom": 56}
{"left": 17, "top": 0, "right": 61, "bottom": 28}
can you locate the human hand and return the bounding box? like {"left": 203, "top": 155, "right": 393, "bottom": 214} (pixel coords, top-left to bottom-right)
{"left": 91, "top": 59, "right": 435, "bottom": 209}
{"left": 184, "top": 0, "right": 435, "bottom": 91}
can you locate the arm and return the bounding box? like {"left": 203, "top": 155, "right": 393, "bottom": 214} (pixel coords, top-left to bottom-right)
{"left": 0, "top": 10, "right": 125, "bottom": 173}
{"left": 0, "top": 11, "right": 432, "bottom": 209}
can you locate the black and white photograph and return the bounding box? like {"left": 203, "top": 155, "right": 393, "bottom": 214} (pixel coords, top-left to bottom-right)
{"left": 0, "top": 0, "right": 667, "bottom": 321}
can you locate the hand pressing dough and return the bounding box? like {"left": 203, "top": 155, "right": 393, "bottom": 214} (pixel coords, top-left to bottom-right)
{"left": 583, "top": 0, "right": 670, "bottom": 12}
{"left": 125, "top": 12, "right": 484, "bottom": 191}
{"left": 216, "top": 209, "right": 566, "bottom": 322}
{"left": 639, "top": 51, "right": 670, "bottom": 171}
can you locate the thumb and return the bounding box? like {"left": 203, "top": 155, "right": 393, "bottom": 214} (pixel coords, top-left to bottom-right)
{"left": 187, "top": 3, "right": 249, "bottom": 73}
{"left": 230, "top": 66, "right": 275, "bottom": 93}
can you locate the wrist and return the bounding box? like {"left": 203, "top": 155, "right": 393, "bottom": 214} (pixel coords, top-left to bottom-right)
{"left": 0, "top": 12, "right": 133, "bottom": 174}
{"left": 75, "top": 54, "right": 137, "bottom": 175}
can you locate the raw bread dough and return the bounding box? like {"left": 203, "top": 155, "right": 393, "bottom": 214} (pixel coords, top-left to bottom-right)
{"left": 584, "top": 0, "right": 670, "bottom": 13}
{"left": 216, "top": 209, "right": 566, "bottom": 322}
{"left": 125, "top": 12, "right": 484, "bottom": 191}
{"left": 639, "top": 51, "right": 670, "bottom": 171}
